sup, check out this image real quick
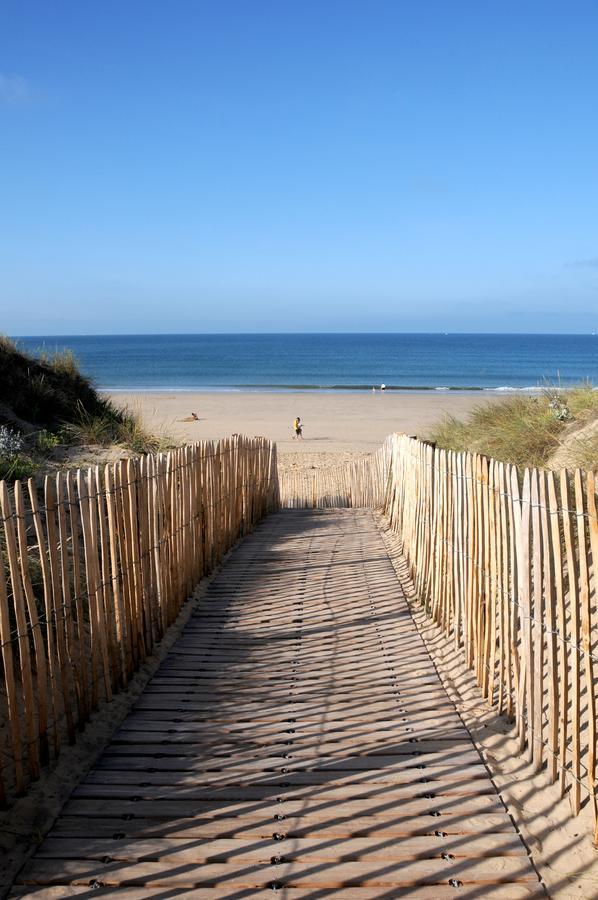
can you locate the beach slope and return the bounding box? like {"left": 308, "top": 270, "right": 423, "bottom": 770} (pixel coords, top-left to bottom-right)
{"left": 108, "top": 390, "right": 494, "bottom": 457}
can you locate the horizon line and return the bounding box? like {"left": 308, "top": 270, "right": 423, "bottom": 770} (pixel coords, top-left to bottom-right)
{"left": 13, "top": 330, "right": 598, "bottom": 339}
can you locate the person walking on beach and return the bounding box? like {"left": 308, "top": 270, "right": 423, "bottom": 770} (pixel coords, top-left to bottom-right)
{"left": 293, "top": 416, "right": 303, "bottom": 440}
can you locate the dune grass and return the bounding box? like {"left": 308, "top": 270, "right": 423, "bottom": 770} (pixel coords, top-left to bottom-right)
{"left": 65, "top": 401, "right": 169, "bottom": 454}
{"left": 428, "top": 385, "right": 598, "bottom": 469}
{"left": 0, "top": 337, "right": 173, "bottom": 480}
{"left": 0, "top": 454, "right": 38, "bottom": 482}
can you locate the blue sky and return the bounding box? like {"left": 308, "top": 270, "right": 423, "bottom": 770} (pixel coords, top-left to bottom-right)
{"left": 1, "top": 1, "right": 597, "bottom": 334}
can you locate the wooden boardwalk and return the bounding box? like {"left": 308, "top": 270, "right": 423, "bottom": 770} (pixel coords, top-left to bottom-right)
{"left": 13, "top": 509, "right": 542, "bottom": 898}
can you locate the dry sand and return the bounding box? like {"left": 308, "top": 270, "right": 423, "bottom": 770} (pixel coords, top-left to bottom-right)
{"left": 109, "top": 390, "right": 491, "bottom": 466}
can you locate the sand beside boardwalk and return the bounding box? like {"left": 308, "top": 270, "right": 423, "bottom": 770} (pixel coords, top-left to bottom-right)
{"left": 108, "top": 390, "right": 492, "bottom": 464}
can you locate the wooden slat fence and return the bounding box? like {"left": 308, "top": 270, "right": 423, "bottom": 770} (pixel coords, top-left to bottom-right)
{"left": 4, "top": 424, "right": 597, "bottom": 843}
{"left": 381, "top": 433, "right": 598, "bottom": 841}
{"left": 278, "top": 442, "right": 392, "bottom": 509}
{"left": 0, "top": 435, "right": 278, "bottom": 806}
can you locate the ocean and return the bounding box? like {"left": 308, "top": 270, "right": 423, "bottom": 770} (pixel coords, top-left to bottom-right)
{"left": 15, "top": 333, "right": 598, "bottom": 393}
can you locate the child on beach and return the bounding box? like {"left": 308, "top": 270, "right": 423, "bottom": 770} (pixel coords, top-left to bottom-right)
{"left": 293, "top": 417, "right": 303, "bottom": 440}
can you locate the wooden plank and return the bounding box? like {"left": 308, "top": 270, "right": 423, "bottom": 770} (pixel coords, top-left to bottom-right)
{"left": 76, "top": 470, "right": 102, "bottom": 708}
{"left": 0, "top": 482, "right": 39, "bottom": 780}
{"left": 0, "top": 485, "right": 25, "bottom": 795}
{"left": 539, "top": 471, "right": 558, "bottom": 782}
{"left": 48, "top": 809, "right": 518, "bottom": 837}
{"left": 530, "top": 468, "right": 543, "bottom": 772}
{"left": 125, "top": 458, "right": 146, "bottom": 665}
{"left": 10, "top": 885, "right": 545, "bottom": 899}
{"left": 587, "top": 471, "right": 598, "bottom": 845}
{"left": 14, "top": 480, "right": 49, "bottom": 765}
{"left": 29, "top": 478, "right": 62, "bottom": 757}
{"left": 497, "top": 462, "right": 510, "bottom": 715}
{"left": 83, "top": 765, "right": 491, "bottom": 786}
{"left": 65, "top": 470, "right": 88, "bottom": 725}
{"left": 55, "top": 474, "right": 83, "bottom": 732}
{"left": 45, "top": 477, "right": 76, "bottom": 744}
{"left": 547, "top": 469, "right": 568, "bottom": 795}
{"left": 69, "top": 787, "right": 503, "bottom": 812}
{"left": 560, "top": 469, "right": 581, "bottom": 813}
{"left": 576, "top": 469, "right": 597, "bottom": 823}
{"left": 16, "top": 857, "right": 538, "bottom": 888}
{"left": 104, "top": 464, "right": 127, "bottom": 688}
{"left": 37, "top": 833, "right": 527, "bottom": 861}
{"left": 95, "top": 465, "right": 120, "bottom": 692}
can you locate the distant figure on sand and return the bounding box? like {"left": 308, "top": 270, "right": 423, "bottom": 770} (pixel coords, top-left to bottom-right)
{"left": 293, "top": 416, "right": 303, "bottom": 440}
{"left": 380, "top": 383, "right": 386, "bottom": 392}
{"left": 191, "top": 412, "right": 199, "bottom": 421}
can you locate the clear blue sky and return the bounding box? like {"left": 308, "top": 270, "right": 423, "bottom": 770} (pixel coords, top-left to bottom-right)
{"left": 1, "top": 1, "right": 597, "bottom": 334}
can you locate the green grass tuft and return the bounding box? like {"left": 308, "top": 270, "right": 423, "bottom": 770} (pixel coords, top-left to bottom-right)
{"left": 65, "top": 400, "right": 169, "bottom": 454}
{"left": 35, "top": 429, "right": 62, "bottom": 454}
{"left": 0, "top": 454, "right": 38, "bottom": 481}
{"left": 44, "top": 348, "right": 81, "bottom": 379}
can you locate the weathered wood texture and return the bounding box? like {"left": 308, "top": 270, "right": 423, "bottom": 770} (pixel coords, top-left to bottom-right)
{"left": 0, "top": 436, "right": 278, "bottom": 806}
{"left": 382, "top": 434, "right": 598, "bottom": 842}
{"left": 278, "top": 443, "right": 392, "bottom": 509}
{"left": 13, "top": 509, "right": 539, "bottom": 897}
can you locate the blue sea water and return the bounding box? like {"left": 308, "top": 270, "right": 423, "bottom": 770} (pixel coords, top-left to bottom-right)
{"left": 14, "top": 333, "right": 598, "bottom": 393}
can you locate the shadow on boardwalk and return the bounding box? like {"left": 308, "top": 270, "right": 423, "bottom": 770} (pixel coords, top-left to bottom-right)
{"left": 12, "top": 510, "right": 545, "bottom": 898}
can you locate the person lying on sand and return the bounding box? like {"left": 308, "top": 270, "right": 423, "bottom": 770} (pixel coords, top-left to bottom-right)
{"left": 181, "top": 412, "right": 200, "bottom": 422}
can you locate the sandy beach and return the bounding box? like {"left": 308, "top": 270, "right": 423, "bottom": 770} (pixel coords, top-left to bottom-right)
{"left": 108, "top": 390, "right": 492, "bottom": 468}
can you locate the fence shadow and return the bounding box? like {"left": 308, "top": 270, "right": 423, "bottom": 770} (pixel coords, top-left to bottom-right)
{"left": 13, "top": 508, "right": 549, "bottom": 897}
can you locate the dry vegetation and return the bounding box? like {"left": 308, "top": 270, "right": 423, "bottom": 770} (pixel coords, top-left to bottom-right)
{"left": 0, "top": 335, "right": 173, "bottom": 481}
{"left": 428, "top": 385, "right": 598, "bottom": 469}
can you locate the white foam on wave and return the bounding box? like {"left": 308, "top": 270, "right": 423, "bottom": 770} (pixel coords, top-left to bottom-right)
{"left": 487, "top": 385, "right": 543, "bottom": 393}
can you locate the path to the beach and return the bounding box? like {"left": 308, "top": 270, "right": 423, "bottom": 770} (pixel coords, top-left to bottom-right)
{"left": 13, "top": 509, "right": 541, "bottom": 897}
